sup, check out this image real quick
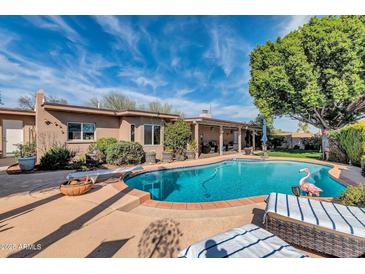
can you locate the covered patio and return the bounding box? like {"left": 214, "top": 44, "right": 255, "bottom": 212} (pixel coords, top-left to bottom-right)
{"left": 184, "top": 117, "right": 261, "bottom": 159}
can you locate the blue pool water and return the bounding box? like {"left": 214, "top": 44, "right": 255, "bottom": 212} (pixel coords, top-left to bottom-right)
{"left": 125, "top": 160, "right": 347, "bottom": 203}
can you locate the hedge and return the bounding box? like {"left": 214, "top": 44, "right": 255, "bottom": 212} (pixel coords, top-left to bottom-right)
{"left": 106, "top": 141, "right": 145, "bottom": 165}
{"left": 329, "top": 121, "right": 365, "bottom": 166}
{"left": 339, "top": 184, "right": 365, "bottom": 207}
{"left": 88, "top": 137, "right": 118, "bottom": 163}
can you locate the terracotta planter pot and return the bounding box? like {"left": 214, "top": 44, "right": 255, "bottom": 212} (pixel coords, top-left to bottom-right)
{"left": 186, "top": 151, "right": 195, "bottom": 160}
{"left": 162, "top": 151, "right": 173, "bottom": 162}
{"left": 244, "top": 147, "right": 253, "bottom": 155}
{"left": 175, "top": 153, "right": 186, "bottom": 161}
{"left": 145, "top": 152, "right": 156, "bottom": 164}
{"left": 60, "top": 179, "right": 93, "bottom": 196}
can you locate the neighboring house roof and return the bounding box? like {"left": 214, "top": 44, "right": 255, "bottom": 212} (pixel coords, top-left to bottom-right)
{"left": 184, "top": 116, "right": 260, "bottom": 130}
{"left": 0, "top": 107, "right": 36, "bottom": 116}
{"left": 42, "top": 102, "right": 181, "bottom": 119}
{"left": 291, "top": 132, "right": 313, "bottom": 138}
{"left": 273, "top": 131, "right": 313, "bottom": 138}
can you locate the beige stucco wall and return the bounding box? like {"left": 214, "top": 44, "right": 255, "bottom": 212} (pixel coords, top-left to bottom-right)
{"left": 35, "top": 92, "right": 120, "bottom": 159}
{"left": 199, "top": 125, "right": 220, "bottom": 144}
{"left": 0, "top": 114, "right": 35, "bottom": 157}
{"left": 36, "top": 110, "right": 120, "bottom": 157}
{"left": 35, "top": 91, "right": 169, "bottom": 160}
{"left": 120, "top": 116, "right": 166, "bottom": 159}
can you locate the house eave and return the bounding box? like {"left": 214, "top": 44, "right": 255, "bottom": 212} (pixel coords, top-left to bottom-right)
{"left": 0, "top": 107, "right": 36, "bottom": 116}
{"left": 184, "top": 117, "right": 260, "bottom": 130}
{"left": 42, "top": 102, "right": 181, "bottom": 119}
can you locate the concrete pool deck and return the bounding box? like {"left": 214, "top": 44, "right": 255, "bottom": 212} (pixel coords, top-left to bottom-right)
{"left": 0, "top": 154, "right": 363, "bottom": 258}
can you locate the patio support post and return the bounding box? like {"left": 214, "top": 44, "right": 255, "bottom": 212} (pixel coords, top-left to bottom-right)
{"left": 238, "top": 126, "right": 242, "bottom": 153}
{"left": 194, "top": 122, "right": 199, "bottom": 159}
{"left": 252, "top": 130, "right": 256, "bottom": 151}
{"left": 219, "top": 125, "right": 224, "bottom": 156}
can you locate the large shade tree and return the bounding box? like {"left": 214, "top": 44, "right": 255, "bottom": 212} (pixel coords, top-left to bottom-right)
{"left": 251, "top": 113, "right": 273, "bottom": 131}
{"left": 249, "top": 16, "right": 365, "bottom": 153}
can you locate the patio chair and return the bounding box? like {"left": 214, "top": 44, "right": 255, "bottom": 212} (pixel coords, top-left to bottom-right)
{"left": 178, "top": 223, "right": 307, "bottom": 258}
{"left": 66, "top": 166, "right": 143, "bottom": 183}
{"left": 264, "top": 192, "right": 365, "bottom": 257}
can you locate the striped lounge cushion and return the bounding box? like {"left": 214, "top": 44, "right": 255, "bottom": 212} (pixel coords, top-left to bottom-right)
{"left": 265, "top": 193, "right": 365, "bottom": 238}
{"left": 178, "top": 224, "right": 307, "bottom": 258}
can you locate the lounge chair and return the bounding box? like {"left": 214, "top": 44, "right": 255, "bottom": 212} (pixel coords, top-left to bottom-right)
{"left": 66, "top": 166, "right": 143, "bottom": 183}
{"left": 178, "top": 224, "right": 307, "bottom": 258}
{"left": 264, "top": 192, "right": 365, "bottom": 257}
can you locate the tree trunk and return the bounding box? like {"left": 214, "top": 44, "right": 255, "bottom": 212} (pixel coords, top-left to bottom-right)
{"left": 321, "top": 129, "right": 330, "bottom": 161}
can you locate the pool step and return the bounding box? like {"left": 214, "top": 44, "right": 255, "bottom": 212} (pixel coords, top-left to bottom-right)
{"left": 115, "top": 195, "right": 141, "bottom": 212}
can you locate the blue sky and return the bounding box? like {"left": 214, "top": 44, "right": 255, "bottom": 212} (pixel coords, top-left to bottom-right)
{"left": 0, "top": 15, "right": 314, "bottom": 131}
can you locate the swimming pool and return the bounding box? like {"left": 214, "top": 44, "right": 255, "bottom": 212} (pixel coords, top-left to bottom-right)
{"left": 124, "top": 160, "right": 347, "bottom": 203}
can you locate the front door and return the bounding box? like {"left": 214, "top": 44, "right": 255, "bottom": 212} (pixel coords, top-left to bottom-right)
{"left": 3, "top": 120, "right": 23, "bottom": 156}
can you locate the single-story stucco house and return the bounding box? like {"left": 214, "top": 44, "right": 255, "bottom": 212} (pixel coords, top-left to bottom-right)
{"left": 272, "top": 131, "right": 314, "bottom": 150}
{"left": 0, "top": 90, "right": 260, "bottom": 161}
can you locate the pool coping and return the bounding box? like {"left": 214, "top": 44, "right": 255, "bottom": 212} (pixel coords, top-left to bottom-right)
{"left": 113, "top": 154, "right": 355, "bottom": 210}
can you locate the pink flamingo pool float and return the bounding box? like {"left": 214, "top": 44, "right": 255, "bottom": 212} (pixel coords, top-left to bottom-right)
{"left": 299, "top": 168, "right": 323, "bottom": 196}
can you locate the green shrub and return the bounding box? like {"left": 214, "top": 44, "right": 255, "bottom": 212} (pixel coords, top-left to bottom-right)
{"left": 187, "top": 140, "right": 198, "bottom": 152}
{"left": 329, "top": 121, "right": 365, "bottom": 166}
{"left": 268, "top": 135, "right": 286, "bottom": 149}
{"left": 15, "top": 143, "right": 36, "bottom": 158}
{"left": 40, "top": 145, "right": 75, "bottom": 170}
{"left": 106, "top": 141, "right": 144, "bottom": 165}
{"left": 339, "top": 185, "right": 365, "bottom": 207}
{"left": 164, "top": 120, "right": 191, "bottom": 153}
{"left": 89, "top": 137, "right": 118, "bottom": 154}
{"left": 89, "top": 137, "right": 118, "bottom": 162}
{"left": 70, "top": 154, "right": 88, "bottom": 170}
{"left": 303, "top": 136, "right": 321, "bottom": 150}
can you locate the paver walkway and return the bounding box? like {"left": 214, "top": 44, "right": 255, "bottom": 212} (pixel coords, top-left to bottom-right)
{"left": 0, "top": 170, "right": 71, "bottom": 198}
{"left": 0, "top": 157, "right": 16, "bottom": 172}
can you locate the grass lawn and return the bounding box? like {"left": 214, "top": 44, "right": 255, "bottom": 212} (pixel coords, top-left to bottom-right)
{"left": 255, "top": 149, "right": 321, "bottom": 160}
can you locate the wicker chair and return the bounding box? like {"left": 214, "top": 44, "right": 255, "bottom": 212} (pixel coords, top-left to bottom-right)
{"left": 264, "top": 193, "right": 365, "bottom": 258}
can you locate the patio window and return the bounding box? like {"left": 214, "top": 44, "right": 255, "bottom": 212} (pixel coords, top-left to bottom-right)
{"left": 68, "top": 122, "right": 95, "bottom": 141}
{"left": 144, "top": 125, "right": 161, "bottom": 145}
{"left": 131, "top": 124, "right": 135, "bottom": 142}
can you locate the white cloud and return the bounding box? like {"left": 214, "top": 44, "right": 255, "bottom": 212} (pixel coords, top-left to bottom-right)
{"left": 24, "top": 16, "right": 83, "bottom": 43}
{"left": 204, "top": 20, "right": 251, "bottom": 77}
{"left": 118, "top": 67, "right": 167, "bottom": 90}
{"left": 133, "top": 76, "right": 167, "bottom": 90}
{"left": 176, "top": 88, "right": 194, "bottom": 97}
{"left": 212, "top": 104, "right": 259, "bottom": 120}
{"left": 279, "top": 16, "right": 312, "bottom": 36}
{"left": 93, "top": 16, "right": 140, "bottom": 58}
{"left": 171, "top": 57, "right": 180, "bottom": 68}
